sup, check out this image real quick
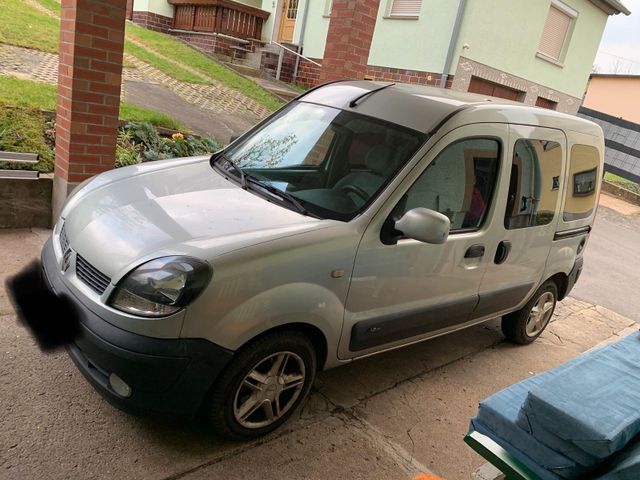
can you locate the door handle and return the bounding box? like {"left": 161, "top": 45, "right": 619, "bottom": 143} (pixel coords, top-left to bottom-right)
{"left": 465, "top": 244, "right": 485, "bottom": 258}
{"left": 495, "top": 240, "right": 512, "bottom": 265}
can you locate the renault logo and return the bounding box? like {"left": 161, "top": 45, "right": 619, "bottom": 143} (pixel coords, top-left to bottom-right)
{"left": 61, "top": 249, "right": 73, "bottom": 273}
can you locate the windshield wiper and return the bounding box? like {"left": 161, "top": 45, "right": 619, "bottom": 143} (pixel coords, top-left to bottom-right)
{"left": 213, "top": 154, "right": 246, "bottom": 188}
{"left": 244, "top": 176, "right": 308, "bottom": 216}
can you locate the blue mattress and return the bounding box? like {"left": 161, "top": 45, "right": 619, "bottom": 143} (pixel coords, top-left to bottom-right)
{"left": 517, "top": 333, "right": 640, "bottom": 460}
{"left": 475, "top": 367, "right": 593, "bottom": 479}
{"left": 596, "top": 437, "right": 640, "bottom": 480}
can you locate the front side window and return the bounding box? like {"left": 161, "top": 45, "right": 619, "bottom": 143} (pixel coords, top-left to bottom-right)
{"left": 563, "top": 145, "right": 600, "bottom": 221}
{"left": 505, "top": 139, "right": 562, "bottom": 229}
{"left": 220, "top": 102, "right": 425, "bottom": 221}
{"left": 400, "top": 138, "right": 501, "bottom": 232}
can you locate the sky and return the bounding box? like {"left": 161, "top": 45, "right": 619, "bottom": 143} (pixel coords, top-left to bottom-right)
{"left": 594, "top": 0, "right": 640, "bottom": 73}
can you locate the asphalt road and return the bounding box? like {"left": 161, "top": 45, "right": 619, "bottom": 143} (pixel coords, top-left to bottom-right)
{"left": 571, "top": 194, "right": 640, "bottom": 323}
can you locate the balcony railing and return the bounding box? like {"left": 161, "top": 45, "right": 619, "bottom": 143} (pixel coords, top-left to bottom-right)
{"left": 168, "top": 0, "right": 270, "bottom": 41}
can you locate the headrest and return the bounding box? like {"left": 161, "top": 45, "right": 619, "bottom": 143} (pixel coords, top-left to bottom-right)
{"left": 365, "top": 145, "right": 393, "bottom": 175}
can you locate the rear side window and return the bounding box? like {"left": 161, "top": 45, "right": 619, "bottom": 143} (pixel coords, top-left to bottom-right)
{"left": 401, "top": 138, "right": 500, "bottom": 232}
{"left": 563, "top": 145, "right": 600, "bottom": 221}
{"left": 505, "top": 139, "right": 562, "bottom": 229}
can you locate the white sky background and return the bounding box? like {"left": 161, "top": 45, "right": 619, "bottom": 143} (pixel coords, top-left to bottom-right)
{"left": 594, "top": 0, "right": 640, "bottom": 73}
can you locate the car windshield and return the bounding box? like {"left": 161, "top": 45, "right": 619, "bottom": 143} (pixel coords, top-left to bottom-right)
{"left": 218, "top": 102, "right": 426, "bottom": 221}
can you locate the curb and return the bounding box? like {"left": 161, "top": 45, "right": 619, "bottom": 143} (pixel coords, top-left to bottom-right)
{"left": 602, "top": 180, "right": 640, "bottom": 207}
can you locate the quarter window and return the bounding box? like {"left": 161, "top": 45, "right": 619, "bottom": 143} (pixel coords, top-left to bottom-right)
{"left": 563, "top": 145, "right": 600, "bottom": 221}
{"left": 389, "top": 0, "right": 422, "bottom": 17}
{"left": 537, "top": 1, "right": 576, "bottom": 62}
{"left": 505, "top": 139, "right": 562, "bottom": 229}
{"left": 401, "top": 138, "right": 500, "bottom": 232}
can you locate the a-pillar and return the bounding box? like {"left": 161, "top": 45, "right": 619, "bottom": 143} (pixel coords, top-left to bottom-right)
{"left": 319, "top": 0, "right": 381, "bottom": 83}
{"left": 52, "top": 0, "right": 127, "bottom": 222}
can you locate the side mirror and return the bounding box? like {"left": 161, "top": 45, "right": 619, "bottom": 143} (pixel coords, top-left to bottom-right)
{"left": 395, "top": 208, "right": 451, "bottom": 244}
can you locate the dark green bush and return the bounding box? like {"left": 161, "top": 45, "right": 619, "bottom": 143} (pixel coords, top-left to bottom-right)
{"left": 0, "top": 107, "right": 54, "bottom": 172}
{"left": 116, "top": 122, "right": 222, "bottom": 167}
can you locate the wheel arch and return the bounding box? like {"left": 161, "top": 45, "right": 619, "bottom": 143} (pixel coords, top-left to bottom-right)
{"left": 546, "top": 272, "right": 569, "bottom": 300}
{"left": 236, "top": 322, "right": 329, "bottom": 372}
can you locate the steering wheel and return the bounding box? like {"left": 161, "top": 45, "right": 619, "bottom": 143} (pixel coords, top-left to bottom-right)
{"left": 339, "top": 184, "right": 370, "bottom": 202}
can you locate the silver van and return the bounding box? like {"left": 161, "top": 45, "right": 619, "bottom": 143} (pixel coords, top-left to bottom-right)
{"left": 42, "top": 81, "right": 604, "bottom": 439}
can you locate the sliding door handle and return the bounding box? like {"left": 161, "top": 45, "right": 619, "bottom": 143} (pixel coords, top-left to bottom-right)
{"left": 495, "top": 240, "right": 512, "bottom": 265}
{"left": 465, "top": 244, "right": 485, "bottom": 258}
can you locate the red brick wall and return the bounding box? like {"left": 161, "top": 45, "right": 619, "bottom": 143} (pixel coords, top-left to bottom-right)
{"left": 319, "top": 0, "right": 381, "bottom": 83}
{"left": 296, "top": 58, "right": 322, "bottom": 89}
{"left": 131, "top": 11, "right": 173, "bottom": 33}
{"left": 366, "top": 66, "right": 454, "bottom": 88}
{"left": 56, "top": 0, "right": 127, "bottom": 184}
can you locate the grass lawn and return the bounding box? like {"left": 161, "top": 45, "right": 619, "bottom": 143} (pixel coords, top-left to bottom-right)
{"left": 604, "top": 172, "right": 640, "bottom": 194}
{"left": 125, "top": 23, "right": 283, "bottom": 111}
{"left": 0, "top": 0, "right": 59, "bottom": 52}
{"left": 9, "top": 0, "right": 282, "bottom": 112}
{"left": 125, "top": 40, "right": 207, "bottom": 84}
{"left": 0, "top": 75, "right": 183, "bottom": 130}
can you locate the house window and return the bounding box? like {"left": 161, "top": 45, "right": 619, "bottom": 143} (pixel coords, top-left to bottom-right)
{"left": 537, "top": 1, "right": 577, "bottom": 63}
{"left": 468, "top": 76, "right": 525, "bottom": 102}
{"left": 389, "top": 0, "right": 423, "bottom": 18}
{"left": 535, "top": 96, "right": 558, "bottom": 110}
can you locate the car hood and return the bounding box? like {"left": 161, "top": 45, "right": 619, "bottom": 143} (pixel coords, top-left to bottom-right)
{"left": 63, "top": 158, "right": 325, "bottom": 279}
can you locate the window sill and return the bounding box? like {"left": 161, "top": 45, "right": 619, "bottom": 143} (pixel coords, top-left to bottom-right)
{"left": 536, "top": 52, "right": 564, "bottom": 68}
{"left": 383, "top": 15, "right": 420, "bottom": 20}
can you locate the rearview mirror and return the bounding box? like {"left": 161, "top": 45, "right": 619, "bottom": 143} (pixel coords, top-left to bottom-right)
{"left": 395, "top": 208, "right": 450, "bottom": 244}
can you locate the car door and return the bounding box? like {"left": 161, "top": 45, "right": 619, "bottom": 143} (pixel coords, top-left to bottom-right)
{"left": 472, "top": 125, "right": 567, "bottom": 320}
{"left": 340, "top": 124, "right": 508, "bottom": 359}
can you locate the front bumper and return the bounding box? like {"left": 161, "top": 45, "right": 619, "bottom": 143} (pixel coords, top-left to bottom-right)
{"left": 41, "top": 237, "right": 233, "bottom": 418}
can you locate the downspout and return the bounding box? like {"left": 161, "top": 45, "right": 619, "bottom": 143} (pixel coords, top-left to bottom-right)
{"left": 439, "top": 0, "right": 466, "bottom": 88}
{"left": 293, "top": 0, "right": 311, "bottom": 79}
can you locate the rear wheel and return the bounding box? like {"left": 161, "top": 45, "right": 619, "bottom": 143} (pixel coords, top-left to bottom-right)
{"left": 205, "top": 331, "right": 316, "bottom": 440}
{"left": 502, "top": 281, "right": 557, "bottom": 345}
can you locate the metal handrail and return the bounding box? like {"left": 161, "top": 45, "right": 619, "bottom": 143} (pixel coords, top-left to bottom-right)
{"left": 270, "top": 40, "right": 320, "bottom": 82}
{"left": 270, "top": 41, "right": 321, "bottom": 67}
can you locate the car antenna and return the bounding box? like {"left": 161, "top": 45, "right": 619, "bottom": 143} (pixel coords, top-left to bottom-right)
{"left": 349, "top": 83, "right": 396, "bottom": 108}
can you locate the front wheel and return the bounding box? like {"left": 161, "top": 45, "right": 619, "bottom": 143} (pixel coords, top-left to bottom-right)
{"left": 204, "top": 331, "right": 316, "bottom": 440}
{"left": 501, "top": 281, "right": 558, "bottom": 345}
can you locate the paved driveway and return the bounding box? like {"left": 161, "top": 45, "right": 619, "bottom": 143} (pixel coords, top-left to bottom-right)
{"left": 0, "top": 225, "right": 635, "bottom": 480}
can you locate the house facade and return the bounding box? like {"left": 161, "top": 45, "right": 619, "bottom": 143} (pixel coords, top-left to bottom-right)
{"left": 583, "top": 74, "right": 640, "bottom": 122}
{"left": 130, "top": 0, "right": 630, "bottom": 114}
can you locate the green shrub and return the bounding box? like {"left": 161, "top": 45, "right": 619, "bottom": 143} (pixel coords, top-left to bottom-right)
{"left": 115, "top": 122, "right": 222, "bottom": 167}
{"left": 0, "top": 108, "right": 54, "bottom": 172}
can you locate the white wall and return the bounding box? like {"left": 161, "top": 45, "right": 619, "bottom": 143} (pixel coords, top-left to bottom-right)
{"left": 133, "top": 0, "right": 174, "bottom": 18}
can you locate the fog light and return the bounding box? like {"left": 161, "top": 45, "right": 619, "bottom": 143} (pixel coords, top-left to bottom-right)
{"left": 109, "top": 373, "right": 132, "bottom": 398}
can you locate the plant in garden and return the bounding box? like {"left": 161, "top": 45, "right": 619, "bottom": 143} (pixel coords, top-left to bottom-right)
{"left": 0, "top": 107, "right": 54, "bottom": 172}
{"left": 115, "top": 122, "right": 222, "bottom": 167}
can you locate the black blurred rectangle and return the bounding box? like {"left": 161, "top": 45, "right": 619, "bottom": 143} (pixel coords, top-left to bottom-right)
{"left": 5, "top": 260, "right": 80, "bottom": 351}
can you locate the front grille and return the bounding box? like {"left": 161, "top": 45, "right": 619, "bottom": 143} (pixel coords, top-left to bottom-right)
{"left": 59, "top": 223, "right": 69, "bottom": 252}
{"left": 76, "top": 255, "right": 111, "bottom": 295}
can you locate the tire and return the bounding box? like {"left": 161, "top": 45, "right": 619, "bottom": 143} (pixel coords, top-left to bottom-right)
{"left": 501, "top": 281, "right": 558, "bottom": 345}
{"left": 205, "top": 330, "right": 317, "bottom": 441}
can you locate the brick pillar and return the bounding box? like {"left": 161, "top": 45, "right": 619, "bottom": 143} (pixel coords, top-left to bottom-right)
{"left": 319, "top": 0, "right": 381, "bottom": 83}
{"left": 52, "top": 0, "right": 127, "bottom": 222}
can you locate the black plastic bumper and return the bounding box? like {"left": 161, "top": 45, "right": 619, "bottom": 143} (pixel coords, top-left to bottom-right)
{"left": 41, "top": 237, "right": 233, "bottom": 418}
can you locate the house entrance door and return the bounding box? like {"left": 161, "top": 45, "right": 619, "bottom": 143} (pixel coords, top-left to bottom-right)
{"left": 278, "top": 0, "right": 298, "bottom": 43}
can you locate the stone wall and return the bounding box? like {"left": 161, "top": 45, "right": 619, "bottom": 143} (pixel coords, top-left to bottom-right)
{"left": 451, "top": 56, "right": 581, "bottom": 114}
{"left": 169, "top": 29, "right": 254, "bottom": 58}
{"left": 0, "top": 176, "right": 53, "bottom": 229}
{"left": 366, "top": 66, "right": 453, "bottom": 88}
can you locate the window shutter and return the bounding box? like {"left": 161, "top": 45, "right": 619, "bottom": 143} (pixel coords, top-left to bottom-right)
{"left": 538, "top": 5, "right": 572, "bottom": 61}
{"left": 390, "top": 0, "right": 422, "bottom": 17}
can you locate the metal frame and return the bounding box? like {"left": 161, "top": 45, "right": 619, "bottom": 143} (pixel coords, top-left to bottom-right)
{"left": 464, "top": 431, "right": 541, "bottom": 480}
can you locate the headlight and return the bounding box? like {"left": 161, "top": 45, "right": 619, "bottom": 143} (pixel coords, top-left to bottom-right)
{"left": 109, "top": 256, "right": 211, "bottom": 317}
